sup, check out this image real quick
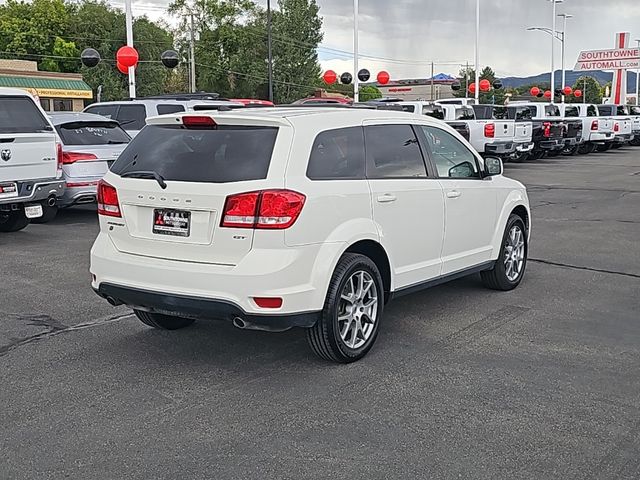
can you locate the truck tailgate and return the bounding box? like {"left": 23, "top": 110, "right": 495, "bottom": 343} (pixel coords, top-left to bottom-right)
{"left": 0, "top": 133, "right": 58, "bottom": 182}
{"left": 514, "top": 121, "right": 532, "bottom": 143}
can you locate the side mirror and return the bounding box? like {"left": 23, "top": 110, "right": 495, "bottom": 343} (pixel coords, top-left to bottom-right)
{"left": 484, "top": 157, "right": 503, "bottom": 177}
{"left": 448, "top": 161, "right": 475, "bottom": 178}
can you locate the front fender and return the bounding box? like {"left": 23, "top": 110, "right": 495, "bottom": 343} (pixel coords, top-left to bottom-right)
{"left": 490, "top": 190, "right": 530, "bottom": 259}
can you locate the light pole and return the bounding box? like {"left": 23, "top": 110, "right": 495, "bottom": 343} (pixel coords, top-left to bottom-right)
{"left": 124, "top": 0, "right": 136, "bottom": 98}
{"left": 527, "top": 24, "right": 563, "bottom": 101}
{"left": 558, "top": 13, "right": 573, "bottom": 103}
{"left": 267, "top": 0, "right": 273, "bottom": 102}
{"left": 474, "top": 0, "right": 480, "bottom": 103}
{"left": 353, "top": 0, "right": 359, "bottom": 103}
{"left": 636, "top": 39, "right": 640, "bottom": 106}
{"left": 550, "top": 0, "right": 563, "bottom": 102}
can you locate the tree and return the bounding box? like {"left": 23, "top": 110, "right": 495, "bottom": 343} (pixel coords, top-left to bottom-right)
{"left": 454, "top": 66, "right": 505, "bottom": 104}
{"left": 359, "top": 85, "right": 382, "bottom": 101}
{"left": 570, "top": 76, "right": 602, "bottom": 104}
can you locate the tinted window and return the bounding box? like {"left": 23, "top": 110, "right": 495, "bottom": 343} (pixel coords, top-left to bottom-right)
{"left": 421, "top": 126, "right": 480, "bottom": 178}
{"left": 306, "top": 127, "right": 365, "bottom": 180}
{"left": 587, "top": 105, "right": 598, "bottom": 117}
{"left": 56, "top": 122, "right": 131, "bottom": 146}
{"left": 116, "top": 104, "right": 146, "bottom": 130}
{"left": 0, "top": 96, "right": 51, "bottom": 133}
{"left": 492, "top": 107, "right": 508, "bottom": 119}
{"left": 629, "top": 106, "right": 640, "bottom": 115}
{"left": 456, "top": 107, "right": 475, "bottom": 120}
{"left": 616, "top": 105, "right": 629, "bottom": 116}
{"left": 111, "top": 125, "right": 278, "bottom": 183}
{"left": 364, "top": 125, "right": 426, "bottom": 178}
{"left": 472, "top": 105, "right": 493, "bottom": 119}
{"left": 85, "top": 104, "right": 118, "bottom": 120}
{"left": 545, "top": 105, "right": 561, "bottom": 117}
{"left": 598, "top": 105, "right": 613, "bottom": 116}
{"left": 156, "top": 104, "right": 185, "bottom": 115}
{"left": 401, "top": 105, "right": 415, "bottom": 113}
{"left": 564, "top": 106, "right": 579, "bottom": 117}
{"left": 513, "top": 107, "right": 533, "bottom": 121}
{"left": 422, "top": 106, "right": 444, "bottom": 120}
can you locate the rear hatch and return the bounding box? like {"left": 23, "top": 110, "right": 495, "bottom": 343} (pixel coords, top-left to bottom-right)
{"left": 0, "top": 95, "right": 58, "bottom": 182}
{"left": 103, "top": 114, "right": 288, "bottom": 265}
{"left": 56, "top": 120, "right": 130, "bottom": 181}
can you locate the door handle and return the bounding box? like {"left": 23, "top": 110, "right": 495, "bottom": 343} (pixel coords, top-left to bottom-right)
{"left": 446, "top": 190, "right": 461, "bottom": 199}
{"left": 376, "top": 194, "right": 397, "bottom": 203}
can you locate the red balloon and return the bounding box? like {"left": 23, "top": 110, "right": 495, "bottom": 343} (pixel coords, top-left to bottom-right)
{"left": 322, "top": 70, "right": 337, "bottom": 84}
{"left": 469, "top": 83, "right": 477, "bottom": 94}
{"left": 116, "top": 61, "right": 136, "bottom": 74}
{"left": 544, "top": 90, "right": 552, "bottom": 98}
{"left": 479, "top": 79, "right": 491, "bottom": 92}
{"left": 574, "top": 89, "right": 582, "bottom": 98}
{"left": 377, "top": 71, "right": 390, "bottom": 85}
{"left": 530, "top": 86, "right": 540, "bottom": 96}
{"left": 116, "top": 45, "right": 139, "bottom": 68}
{"left": 563, "top": 86, "right": 573, "bottom": 96}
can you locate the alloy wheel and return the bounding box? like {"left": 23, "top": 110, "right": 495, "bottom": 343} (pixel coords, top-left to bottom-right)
{"left": 504, "top": 225, "right": 526, "bottom": 281}
{"left": 338, "top": 270, "right": 379, "bottom": 349}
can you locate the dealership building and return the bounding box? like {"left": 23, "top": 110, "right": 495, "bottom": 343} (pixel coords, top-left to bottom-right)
{"left": 373, "top": 73, "right": 459, "bottom": 101}
{"left": 0, "top": 59, "right": 92, "bottom": 112}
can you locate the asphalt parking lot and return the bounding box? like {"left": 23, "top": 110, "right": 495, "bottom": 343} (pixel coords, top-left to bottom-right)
{"left": 1, "top": 149, "right": 639, "bottom": 480}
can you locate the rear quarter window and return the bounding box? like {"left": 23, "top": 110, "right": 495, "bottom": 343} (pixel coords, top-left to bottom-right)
{"left": 0, "top": 96, "right": 51, "bottom": 133}
{"left": 306, "top": 127, "right": 365, "bottom": 180}
{"left": 116, "top": 104, "right": 146, "bottom": 130}
{"left": 111, "top": 124, "right": 278, "bottom": 183}
{"left": 156, "top": 104, "right": 185, "bottom": 115}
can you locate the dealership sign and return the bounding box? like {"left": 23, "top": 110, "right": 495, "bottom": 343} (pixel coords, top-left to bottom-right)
{"left": 574, "top": 48, "right": 640, "bottom": 71}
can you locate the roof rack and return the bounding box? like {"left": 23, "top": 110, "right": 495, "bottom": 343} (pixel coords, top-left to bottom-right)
{"left": 140, "top": 92, "right": 223, "bottom": 101}
{"left": 277, "top": 103, "right": 376, "bottom": 109}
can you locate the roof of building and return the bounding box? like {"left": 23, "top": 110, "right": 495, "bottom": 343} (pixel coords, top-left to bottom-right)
{"left": 0, "top": 74, "right": 91, "bottom": 92}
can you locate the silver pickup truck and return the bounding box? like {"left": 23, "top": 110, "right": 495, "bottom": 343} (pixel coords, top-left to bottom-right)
{"left": 0, "top": 88, "right": 65, "bottom": 232}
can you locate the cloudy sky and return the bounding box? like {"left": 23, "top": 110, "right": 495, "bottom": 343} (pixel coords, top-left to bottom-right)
{"left": 133, "top": 0, "right": 640, "bottom": 79}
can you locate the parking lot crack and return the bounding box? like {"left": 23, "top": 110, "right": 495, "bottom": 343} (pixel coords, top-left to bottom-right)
{"left": 530, "top": 258, "right": 640, "bottom": 279}
{"left": 0, "top": 313, "right": 132, "bottom": 358}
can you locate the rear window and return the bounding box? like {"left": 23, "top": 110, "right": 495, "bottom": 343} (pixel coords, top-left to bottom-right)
{"left": 84, "top": 104, "right": 118, "bottom": 120}
{"left": 492, "top": 107, "right": 508, "bottom": 119}
{"left": 456, "top": 107, "right": 475, "bottom": 120}
{"left": 156, "top": 104, "right": 185, "bottom": 115}
{"left": 306, "top": 127, "right": 365, "bottom": 180}
{"left": 564, "top": 106, "right": 579, "bottom": 117}
{"left": 116, "top": 104, "right": 146, "bottom": 130}
{"left": 629, "top": 106, "right": 640, "bottom": 115}
{"left": 56, "top": 122, "right": 131, "bottom": 146}
{"left": 616, "top": 105, "right": 629, "bottom": 116}
{"left": 471, "top": 105, "right": 492, "bottom": 120}
{"left": 587, "top": 105, "right": 598, "bottom": 117}
{"left": 422, "top": 106, "right": 444, "bottom": 120}
{"left": 401, "top": 105, "right": 416, "bottom": 113}
{"left": 0, "top": 96, "right": 51, "bottom": 133}
{"left": 111, "top": 124, "right": 278, "bottom": 183}
{"left": 509, "top": 107, "right": 533, "bottom": 121}
{"left": 545, "top": 105, "right": 561, "bottom": 117}
{"left": 598, "top": 105, "right": 613, "bottom": 116}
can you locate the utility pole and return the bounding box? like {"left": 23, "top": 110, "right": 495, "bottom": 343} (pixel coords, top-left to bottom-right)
{"left": 583, "top": 77, "right": 586, "bottom": 104}
{"left": 124, "top": 0, "right": 136, "bottom": 98}
{"left": 550, "top": 0, "right": 559, "bottom": 103}
{"left": 465, "top": 61, "right": 469, "bottom": 99}
{"left": 353, "top": 0, "right": 359, "bottom": 103}
{"left": 189, "top": 13, "right": 196, "bottom": 93}
{"left": 474, "top": 0, "right": 480, "bottom": 103}
{"left": 267, "top": 0, "right": 273, "bottom": 102}
{"left": 431, "top": 62, "right": 434, "bottom": 100}
{"left": 636, "top": 39, "right": 640, "bottom": 105}
{"left": 558, "top": 13, "right": 572, "bottom": 103}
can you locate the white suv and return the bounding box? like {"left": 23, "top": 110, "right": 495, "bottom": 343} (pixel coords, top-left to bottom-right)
{"left": 90, "top": 108, "right": 530, "bottom": 363}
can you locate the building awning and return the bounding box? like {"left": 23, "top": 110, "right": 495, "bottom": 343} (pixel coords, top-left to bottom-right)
{"left": 0, "top": 75, "right": 92, "bottom": 99}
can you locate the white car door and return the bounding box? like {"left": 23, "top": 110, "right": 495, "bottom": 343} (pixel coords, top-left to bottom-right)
{"left": 418, "top": 125, "right": 497, "bottom": 275}
{"left": 364, "top": 122, "right": 444, "bottom": 289}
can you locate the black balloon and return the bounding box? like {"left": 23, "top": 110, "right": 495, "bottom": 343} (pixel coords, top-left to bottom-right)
{"left": 161, "top": 50, "right": 180, "bottom": 69}
{"left": 536, "top": 92, "right": 544, "bottom": 98}
{"left": 80, "top": 48, "right": 101, "bottom": 68}
{"left": 554, "top": 88, "right": 563, "bottom": 96}
{"left": 451, "top": 82, "right": 461, "bottom": 91}
{"left": 357, "top": 69, "right": 370, "bottom": 82}
{"left": 492, "top": 80, "right": 503, "bottom": 90}
{"left": 340, "top": 72, "right": 353, "bottom": 85}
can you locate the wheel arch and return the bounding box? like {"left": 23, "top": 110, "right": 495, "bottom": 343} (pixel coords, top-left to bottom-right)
{"left": 343, "top": 239, "right": 392, "bottom": 303}
{"left": 490, "top": 192, "right": 531, "bottom": 258}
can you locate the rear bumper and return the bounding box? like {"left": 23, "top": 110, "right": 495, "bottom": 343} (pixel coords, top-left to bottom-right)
{"left": 484, "top": 141, "right": 515, "bottom": 155}
{"left": 614, "top": 134, "right": 632, "bottom": 143}
{"left": 94, "top": 283, "right": 320, "bottom": 331}
{"left": 0, "top": 178, "right": 65, "bottom": 206}
{"left": 589, "top": 132, "right": 614, "bottom": 142}
{"left": 537, "top": 139, "right": 561, "bottom": 150}
{"left": 59, "top": 178, "right": 100, "bottom": 207}
{"left": 514, "top": 142, "right": 534, "bottom": 152}
{"left": 563, "top": 137, "right": 581, "bottom": 147}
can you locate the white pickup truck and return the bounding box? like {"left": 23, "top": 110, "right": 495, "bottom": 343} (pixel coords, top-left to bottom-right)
{"left": 629, "top": 105, "right": 640, "bottom": 146}
{"left": 559, "top": 103, "right": 614, "bottom": 154}
{"left": 0, "top": 88, "right": 65, "bottom": 232}
{"left": 471, "top": 105, "right": 534, "bottom": 160}
{"left": 596, "top": 104, "right": 633, "bottom": 150}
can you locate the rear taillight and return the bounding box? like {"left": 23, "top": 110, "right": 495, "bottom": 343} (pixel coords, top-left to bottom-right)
{"left": 614, "top": 122, "right": 620, "bottom": 132}
{"left": 62, "top": 151, "right": 98, "bottom": 164}
{"left": 221, "top": 190, "right": 305, "bottom": 229}
{"left": 56, "top": 143, "right": 63, "bottom": 176}
{"left": 543, "top": 121, "right": 552, "bottom": 138}
{"left": 591, "top": 120, "right": 599, "bottom": 131}
{"left": 97, "top": 180, "right": 121, "bottom": 217}
{"left": 484, "top": 123, "right": 495, "bottom": 138}
{"left": 182, "top": 116, "right": 217, "bottom": 129}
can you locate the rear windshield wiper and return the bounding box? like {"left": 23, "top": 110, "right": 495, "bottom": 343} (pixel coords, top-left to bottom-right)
{"left": 121, "top": 170, "right": 167, "bottom": 189}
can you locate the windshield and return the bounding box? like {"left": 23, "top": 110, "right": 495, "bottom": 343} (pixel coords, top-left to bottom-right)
{"left": 0, "top": 96, "right": 51, "bottom": 134}
{"left": 56, "top": 122, "right": 131, "bottom": 145}
{"left": 111, "top": 124, "right": 278, "bottom": 183}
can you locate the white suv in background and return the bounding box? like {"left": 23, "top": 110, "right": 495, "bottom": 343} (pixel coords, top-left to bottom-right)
{"left": 90, "top": 108, "right": 531, "bottom": 363}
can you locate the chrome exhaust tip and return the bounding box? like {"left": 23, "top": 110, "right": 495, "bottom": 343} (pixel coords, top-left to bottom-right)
{"left": 233, "top": 317, "right": 246, "bottom": 329}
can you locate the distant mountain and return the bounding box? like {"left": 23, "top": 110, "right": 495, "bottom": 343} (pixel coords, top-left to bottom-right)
{"left": 500, "top": 69, "right": 638, "bottom": 93}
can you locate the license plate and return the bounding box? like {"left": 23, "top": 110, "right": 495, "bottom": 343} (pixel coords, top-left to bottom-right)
{"left": 153, "top": 209, "right": 191, "bottom": 237}
{"left": 0, "top": 182, "right": 18, "bottom": 199}
{"left": 24, "top": 204, "right": 43, "bottom": 219}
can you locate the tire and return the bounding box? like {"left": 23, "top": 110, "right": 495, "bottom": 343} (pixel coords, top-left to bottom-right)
{"left": 529, "top": 149, "right": 545, "bottom": 161}
{"left": 134, "top": 309, "right": 195, "bottom": 330}
{"left": 307, "top": 253, "right": 384, "bottom": 363}
{"left": 30, "top": 205, "right": 58, "bottom": 224}
{"left": 510, "top": 152, "right": 529, "bottom": 163}
{"left": 611, "top": 143, "right": 622, "bottom": 149}
{"left": 546, "top": 150, "right": 560, "bottom": 157}
{"left": 597, "top": 143, "right": 611, "bottom": 152}
{"left": 577, "top": 143, "right": 591, "bottom": 155}
{"left": 589, "top": 143, "right": 599, "bottom": 154}
{"left": 562, "top": 145, "right": 579, "bottom": 156}
{"left": 481, "top": 214, "right": 528, "bottom": 291}
{"left": 630, "top": 137, "right": 640, "bottom": 146}
{"left": 0, "top": 210, "right": 30, "bottom": 233}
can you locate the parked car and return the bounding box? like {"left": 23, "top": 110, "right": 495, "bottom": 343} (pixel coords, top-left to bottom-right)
{"left": 436, "top": 98, "right": 477, "bottom": 106}
{"left": 507, "top": 103, "right": 565, "bottom": 160}
{"left": 91, "top": 108, "right": 531, "bottom": 363}
{"left": 558, "top": 104, "right": 614, "bottom": 154}
{"left": 48, "top": 112, "right": 131, "bottom": 215}
{"left": 0, "top": 87, "right": 65, "bottom": 231}
{"left": 472, "top": 105, "right": 534, "bottom": 161}
{"left": 84, "top": 97, "right": 244, "bottom": 136}
{"left": 231, "top": 99, "right": 274, "bottom": 107}
{"left": 628, "top": 105, "right": 640, "bottom": 146}
{"left": 596, "top": 104, "right": 633, "bottom": 150}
